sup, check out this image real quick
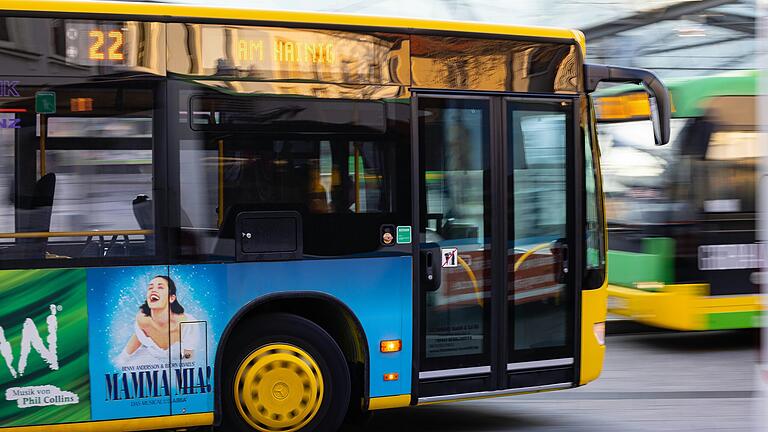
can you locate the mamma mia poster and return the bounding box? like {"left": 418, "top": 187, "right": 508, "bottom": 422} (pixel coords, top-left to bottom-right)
{"left": 87, "top": 265, "right": 226, "bottom": 420}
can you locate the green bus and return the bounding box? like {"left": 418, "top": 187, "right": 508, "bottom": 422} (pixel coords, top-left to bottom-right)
{"left": 595, "top": 70, "right": 761, "bottom": 331}
{"left": 0, "top": 1, "right": 671, "bottom": 431}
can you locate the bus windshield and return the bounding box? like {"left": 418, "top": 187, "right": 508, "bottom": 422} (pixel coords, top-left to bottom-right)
{"left": 598, "top": 118, "right": 686, "bottom": 226}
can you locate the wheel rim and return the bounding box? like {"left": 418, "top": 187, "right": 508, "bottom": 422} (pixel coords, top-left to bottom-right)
{"left": 234, "top": 343, "right": 324, "bottom": 432}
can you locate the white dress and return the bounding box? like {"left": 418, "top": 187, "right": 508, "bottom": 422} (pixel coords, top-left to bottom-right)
{"left": 115, "top": 313, "right": 202, "bottom": 368}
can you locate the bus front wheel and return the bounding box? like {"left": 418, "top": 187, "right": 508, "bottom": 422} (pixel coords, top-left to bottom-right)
{"left": 220, "top": 313, "right": 351, "bottom": 432}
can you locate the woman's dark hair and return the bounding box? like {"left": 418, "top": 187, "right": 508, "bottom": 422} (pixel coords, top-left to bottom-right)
{"left": 140, "top": 275, "right": 185, "bottom": 316}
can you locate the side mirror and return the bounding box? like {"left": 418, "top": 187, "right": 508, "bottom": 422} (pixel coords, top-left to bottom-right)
{"left": 649, "top": 96, "right": 662, "bottom": 146}
{"left": 585, "top": 63, "right": 671, "bottom": 145}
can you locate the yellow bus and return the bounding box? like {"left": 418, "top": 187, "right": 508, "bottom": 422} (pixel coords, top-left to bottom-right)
{"left": 0, "top": 1, "right": 670, "bottom": 431}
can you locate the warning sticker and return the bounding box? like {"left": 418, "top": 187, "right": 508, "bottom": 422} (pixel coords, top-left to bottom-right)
{"left": 441, "top": 248, "right": 458, "bottom": 268}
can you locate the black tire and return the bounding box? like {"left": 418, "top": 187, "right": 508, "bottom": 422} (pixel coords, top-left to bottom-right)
{"left": 219, "top": 313, "right": 351, "bottom": 432}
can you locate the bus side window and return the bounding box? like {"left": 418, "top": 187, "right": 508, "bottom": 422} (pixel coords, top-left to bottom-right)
{"left": 176, "top": 84, "right": 410, "bottom": 261}
{"left": 698, "top": 97, "right": 758, "bottom": 214}
{"left": 584, "top": 124, "right": 606, "bottom": 289}
{"left": 0, "top": 81, "right": 158, "bottom": 267}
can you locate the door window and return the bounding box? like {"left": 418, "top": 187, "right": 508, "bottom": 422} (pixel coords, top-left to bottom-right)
{"left": 507, "top": 101, "right": 571, "bottom": 357}
{"left": 420, "top": 97, "right": 492, "bottom": 369}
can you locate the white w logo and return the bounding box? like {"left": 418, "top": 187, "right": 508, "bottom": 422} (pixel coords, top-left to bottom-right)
{"left": 0, "top": 305, "right": 59, "bottom": 378}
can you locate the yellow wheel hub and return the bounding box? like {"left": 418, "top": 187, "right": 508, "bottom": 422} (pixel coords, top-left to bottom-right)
{"left": 234, "top": 343, "right": 324, "bottom": 432}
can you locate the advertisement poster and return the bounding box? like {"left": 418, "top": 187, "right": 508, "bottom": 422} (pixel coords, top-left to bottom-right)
{"left": 0, "top": 268, "right": 91, "bottom": 427}
{"left": 87, "top": 265, "right": 225, "bottom": 420}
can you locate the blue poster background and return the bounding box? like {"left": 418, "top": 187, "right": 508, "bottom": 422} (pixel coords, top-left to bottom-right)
{"left": 87, "top": 265, "right": 226, "bottom": 421}
{"left": 85, "top": 257, "right": 412, "bottom": 421}
{"left": 168, "top": 265, "right": 226, "bottom": 415}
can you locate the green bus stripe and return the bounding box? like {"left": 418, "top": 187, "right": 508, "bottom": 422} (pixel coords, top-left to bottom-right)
{"left": 706, "top": 311, "right": 760, "bottom": 330}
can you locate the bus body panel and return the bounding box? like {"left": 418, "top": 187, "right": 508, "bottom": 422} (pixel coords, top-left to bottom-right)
{"left": 0, "top": 257, "right": 412, "bottom": 426}
{"left": 211, "top": 257, "right": 413, "bottom": 400}
{"left": 0, "top": 0, "right": 582, "bottom": 44}
{"left": 0, "top": 413, "right": 213, "bottom": 432}
{"left": 0, "top": 2, "right": 616, "bottom": 430}
{"left": 608, "top": 284, "right": 762, "bottom": 331}
{"left": 579, "top": 282, "right": 606, "bottom": 385}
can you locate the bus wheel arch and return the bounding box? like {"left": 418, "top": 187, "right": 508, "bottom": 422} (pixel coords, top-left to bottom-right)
{"left": 214, "top": 292, "right": 370, "bottom": 426}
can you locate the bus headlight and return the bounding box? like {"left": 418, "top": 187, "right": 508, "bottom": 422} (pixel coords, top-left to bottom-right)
{"left": 594, "top": 322, "right": 605, "bottom": 346}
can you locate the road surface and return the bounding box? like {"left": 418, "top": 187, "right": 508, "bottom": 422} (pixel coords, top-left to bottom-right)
{"left": 346, "top": 329, "right": 759, "bottom": 432}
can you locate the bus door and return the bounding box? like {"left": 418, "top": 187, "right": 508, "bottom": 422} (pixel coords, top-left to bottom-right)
{"left": 415, "top": 94, "right": 575, "bottom": 400}
{"left": 504, "top": 98, "right": 575, "bottom": 387}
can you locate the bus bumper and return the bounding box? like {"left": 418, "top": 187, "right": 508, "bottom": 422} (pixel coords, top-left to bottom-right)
{"left": 579, "top": 284, "right": 607, "bottom": 385}
{"left": 607, "top": 284, "right": 762, "bottom": 331}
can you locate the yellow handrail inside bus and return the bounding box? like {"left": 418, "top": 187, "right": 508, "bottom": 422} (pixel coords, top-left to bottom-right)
{"left": 456, "top": 255, "right": 482, "bottom": 306}
{"left": 0, "top": 229, "right": 153, "bottom": 239}
{"left": 514, "top": 242, "right": 552, "bottom": 272}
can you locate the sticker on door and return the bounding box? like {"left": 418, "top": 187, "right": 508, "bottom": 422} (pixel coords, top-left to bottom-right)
{"left": 441, "top": 248, "right": 458, "bottom": 268}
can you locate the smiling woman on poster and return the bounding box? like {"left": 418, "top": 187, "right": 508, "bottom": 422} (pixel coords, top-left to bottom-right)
{"left": 116, "top": 275, "right": 201, "bottom": 368}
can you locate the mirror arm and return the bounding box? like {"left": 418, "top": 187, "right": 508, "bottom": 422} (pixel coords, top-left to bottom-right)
{"left": 584, "top": 63, "right": 671, "bottom": 145}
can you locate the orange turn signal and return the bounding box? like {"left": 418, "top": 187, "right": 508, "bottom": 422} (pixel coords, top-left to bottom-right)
{"left": 380, "top": 339, "right": 402, "bottom": 353}
{"left": 383, "top": 373, "right": 399, "bottom": 381}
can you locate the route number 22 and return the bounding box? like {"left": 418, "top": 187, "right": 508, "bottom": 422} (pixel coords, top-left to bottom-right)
{"left": 88, "top": 30, "right": 125, "bottom": 61}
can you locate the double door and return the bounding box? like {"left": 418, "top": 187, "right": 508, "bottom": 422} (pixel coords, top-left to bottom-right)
{"left": 416, "top": 94, "right": 577, "bottom": 399}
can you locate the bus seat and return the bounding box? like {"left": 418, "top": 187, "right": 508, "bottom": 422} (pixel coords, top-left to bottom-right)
{"left": 133, "top": 194, "right": 198, "bottom": 256}
{"left": 79, "top": 237, "right": 103, "bottom": 257}
{"left": 132, "top": 194, "right": 155, "bottom": 255}
{"left": 132, "top": 194, "right": 153, "bottom": 229}
{"left": 105, "top": 240, "right": 128, "bottom": 257}
{"left": 12, "top": 173, "right": 56, "bottom": 259}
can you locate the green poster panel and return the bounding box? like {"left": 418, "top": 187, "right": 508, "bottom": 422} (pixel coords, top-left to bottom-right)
{"left": 0, "top": 269, "right": 90, "bottom": 426}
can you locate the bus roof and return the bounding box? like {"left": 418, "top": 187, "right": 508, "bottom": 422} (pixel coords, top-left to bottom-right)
{"left": 0, "top": 0, "right": 585, "bottom": 51}
{"left": 597, "top": 69, "right": 758, "bottom": 119}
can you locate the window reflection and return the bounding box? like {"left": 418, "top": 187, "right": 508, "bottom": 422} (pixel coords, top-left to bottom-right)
{"left": 598, "top": 119, "right": 685, "bottom": 225}
{"left": 0, "top": 18, "right": 11, "bottom": 42}
{"left": 176, "top": 82, "right": 409, "bottom": 260}
{"left": 0, "top": 18, "right": 165, "bottom": 77}
{"left": 0, "top": 81, "right": 156, "bottom": 264}
{"left": 411, "top": 36, "right": 580, "bottom": 93}
{"left": 420, "top": 97, "right": 491, "bottom": 366}
{"left": 508, "top": 103, "right": 570, "bottom": 353}
{"left": 584, "top": 126, "right": 606, "bottom": 287}
{"left": 167, "top": 23, "right": 410, "bottom": 85}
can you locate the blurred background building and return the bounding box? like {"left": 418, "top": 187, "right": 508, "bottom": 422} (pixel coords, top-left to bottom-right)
{"left": 156, "top": 0, "right": 757, "bottom": 78}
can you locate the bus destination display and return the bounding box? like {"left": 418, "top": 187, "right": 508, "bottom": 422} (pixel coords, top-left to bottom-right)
{"left": 185, "top": 25, "right": 407, "bottom": 83}
{"left": 65, "top": 22, "right": 127, "bottom": 66}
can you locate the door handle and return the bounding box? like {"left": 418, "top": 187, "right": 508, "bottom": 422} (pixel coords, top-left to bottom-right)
{"left": 552, "top": 239, "right": 569, "bottom": 284}
{"left": 421, "top": 243, "right": 442, "bottom": 292}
